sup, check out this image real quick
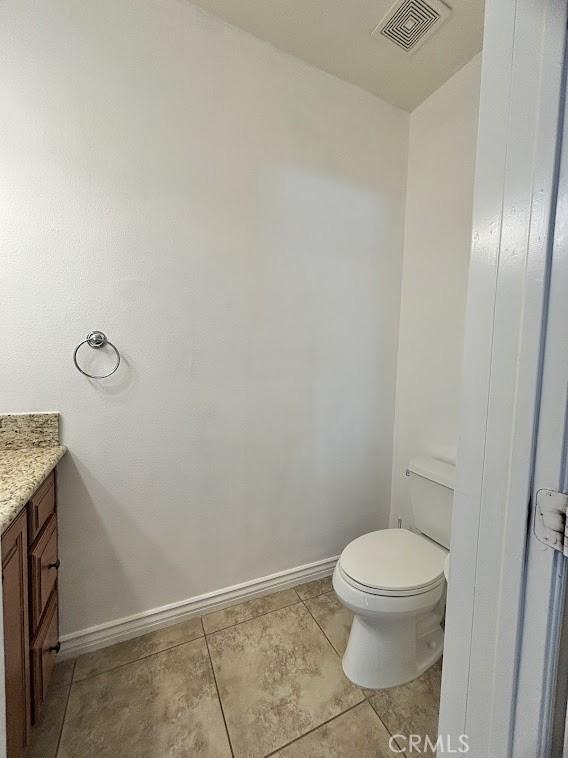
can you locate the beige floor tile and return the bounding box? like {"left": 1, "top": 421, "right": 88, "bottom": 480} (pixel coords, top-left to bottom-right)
{"left": 305, "top": 592, "right": 353, "bottom": 655}
{"left": 50, "top": 658, "right": 75, "bottom": 690}
{"left": 58, "top": 638, "right": 231, "bottom": 758}
{"left": 272, "top": 702, "right": 398, "bottom": 758}
{"left": 368, "top": 661, "right": 442, "bottom": 747}
{"left": 26, "top": 681, "right": 71, "bottom": 758}
{"left": 203, "top": 588, "right": 299, "bottom": 634}
{"left": 295, "top": 575, "right": 333, "bottom": 600}
{"left": 74, "top": 616, "right": 203, "bottom": 680}
{"left": 208, "top": 602, "right": 364, "bottom": 758}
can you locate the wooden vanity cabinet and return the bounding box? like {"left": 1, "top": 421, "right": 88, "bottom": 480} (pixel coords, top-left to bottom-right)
{"left": 1, "top": 469, "right": 60, "bottom": 758}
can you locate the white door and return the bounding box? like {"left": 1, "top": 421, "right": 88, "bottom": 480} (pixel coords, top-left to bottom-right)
{"left": 512, "top": 51, "right": 568, "bottom": 757}
{"left": 438, "top": 0, "right": 568, "bottom": 756}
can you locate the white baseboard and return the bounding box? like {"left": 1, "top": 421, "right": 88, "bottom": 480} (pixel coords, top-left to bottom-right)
{"left": 59, "top": 555, "right": 338, "bottom": 659}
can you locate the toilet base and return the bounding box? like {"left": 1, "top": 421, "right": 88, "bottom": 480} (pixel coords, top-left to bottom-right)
{"left": 342, "top": 611, "right": 444, "bottom": 690}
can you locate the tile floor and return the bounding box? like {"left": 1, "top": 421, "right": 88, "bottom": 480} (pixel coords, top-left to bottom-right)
{"left": 28, "top": 576, "right": 442, "bottom": 758}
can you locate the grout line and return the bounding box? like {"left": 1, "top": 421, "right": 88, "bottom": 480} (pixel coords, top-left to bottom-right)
{"left": 366, "top": 701, "right": 408, "bottom": 756}
{"left": 300, "top": 591, "right": 384, "bottom": 707}
{"left": 72, "top": 634, "right": 205, "bottom": 684}
{"left": 262, "top": 701, "right": 364, "bottom": 758}
{"left": 204, "top": 633, "right": 235, "bottom": 758}
{"left": 301, "top": 599, "right": 345, "bottom": 660}
{"left": 300, "top": 599, "right": 383, "bottom": 710}
{"left": 204, "top": 599, "right": 302, "bottom": 637}
{"left": 295, "top": 584, "right": 334, "bottom": 603}
{"left": 300, "top": 599, "right": 366, "bottom": 706}
{"left": 54, "top": 659, "right": 76, "bottom": 758}
{"left": 366, "top": 696, "right": 397, "bottom": 740}
{"left": 73, "top": 593, "right": 305, "bottom": 685}
{"left": 364, "top": 665, "right": 443, "bottom": 754}
{"left": 300, "top": 592, "right": 390, "bottom": 713}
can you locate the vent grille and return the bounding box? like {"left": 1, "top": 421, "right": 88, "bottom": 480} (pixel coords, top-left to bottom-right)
{"left": 372, "top": 0, "right": 451, "bottom": 53}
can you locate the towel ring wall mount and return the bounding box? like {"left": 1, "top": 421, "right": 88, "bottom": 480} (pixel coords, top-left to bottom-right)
{"left": 73, "top": 331, "right": 121, "bottom": 379}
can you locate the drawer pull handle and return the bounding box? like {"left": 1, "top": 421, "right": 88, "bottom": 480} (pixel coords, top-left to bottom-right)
{"left": 48, "top": 560, "right": 60, "bottom": 570}
{"left": 48, "top": 642, "right": 61, "bottom": 654}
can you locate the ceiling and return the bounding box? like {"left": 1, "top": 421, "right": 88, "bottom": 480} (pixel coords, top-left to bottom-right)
{"left": 191, "top": 0, "right": 484, "bottom": 111}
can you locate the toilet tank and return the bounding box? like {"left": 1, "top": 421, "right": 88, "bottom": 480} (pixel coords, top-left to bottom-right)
{"left": 407, "top": 456, "right": 455, "bottom": 549}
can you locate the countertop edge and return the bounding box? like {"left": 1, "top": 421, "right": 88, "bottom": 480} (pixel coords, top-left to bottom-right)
{"left": 0, "top": 445, "right": 67, "bottom": 535}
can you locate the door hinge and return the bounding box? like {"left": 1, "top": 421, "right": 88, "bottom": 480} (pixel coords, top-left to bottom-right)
{"left": 535, "top": 488, "right": 568, "bottom": 555}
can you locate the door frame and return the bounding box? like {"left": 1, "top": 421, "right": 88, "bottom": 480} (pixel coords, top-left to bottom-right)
{"left": 438, "top": 0, "right": 568, "bottom": 755}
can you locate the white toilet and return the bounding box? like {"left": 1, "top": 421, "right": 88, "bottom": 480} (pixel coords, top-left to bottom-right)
{"left": 333, "top": 456, "right": 455, "bottom": 690}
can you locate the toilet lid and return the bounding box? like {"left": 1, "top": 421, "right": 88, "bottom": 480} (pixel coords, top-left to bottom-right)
{"left": 339, "top": 529, "right": 447, "bottom": 593}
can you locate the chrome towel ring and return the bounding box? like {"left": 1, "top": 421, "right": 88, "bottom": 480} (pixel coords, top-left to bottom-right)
{"left": 73, "top": 331, "right": 121, "bottom": 379}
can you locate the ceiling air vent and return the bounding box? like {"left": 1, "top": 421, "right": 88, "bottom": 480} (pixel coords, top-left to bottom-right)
{"left": 371, "top": 0, "right": 452, "bottom": 54}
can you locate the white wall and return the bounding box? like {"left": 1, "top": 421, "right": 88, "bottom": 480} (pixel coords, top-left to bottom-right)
{"left": 0, "top": 0, "right": 408, "bottom": 635}
{"left": 390, "top": 55, "right": 481, "bottom": 528}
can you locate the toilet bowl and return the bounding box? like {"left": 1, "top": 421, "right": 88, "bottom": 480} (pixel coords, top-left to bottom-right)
{"left": 333, "top": 528, "right": 447, "bottom": 689}
{"left": 334, "top": 456, "right": 455, "bottom": 690}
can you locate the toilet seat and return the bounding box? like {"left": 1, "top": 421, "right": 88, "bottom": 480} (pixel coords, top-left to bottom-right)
{"left": 338, "top": 564, "right": 444, "bottom": 597}
{"left": 338, "top": 528, "right": 447, "bottom": 597}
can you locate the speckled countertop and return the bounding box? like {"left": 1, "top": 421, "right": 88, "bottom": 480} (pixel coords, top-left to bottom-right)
{"left": 0, "top": 413, "right": 66, "bottom": 534}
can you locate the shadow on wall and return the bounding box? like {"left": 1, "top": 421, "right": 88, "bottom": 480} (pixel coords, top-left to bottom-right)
{"left": 56, "top": 454, "right": 188, "bottom": 638}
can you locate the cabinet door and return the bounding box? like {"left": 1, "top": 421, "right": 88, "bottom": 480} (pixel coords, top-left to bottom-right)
{"left": 2, "top": 509, "right": 30, "bottom": 758}
{"left": 30, "top": 592, "right": 59, "bottom": 722}
{"left": 29, "top": 514, "right": 58, "bottom": 635}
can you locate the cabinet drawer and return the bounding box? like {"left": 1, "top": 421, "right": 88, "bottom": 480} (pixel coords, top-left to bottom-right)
{"left": 28, "top": 471, "right": 55, "bottom": 545}
{"left": 30, "top": 592, "right": 58, "bottom": 723}
{"left": 29, "top": 516, "right": 58, "bottom": 634}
